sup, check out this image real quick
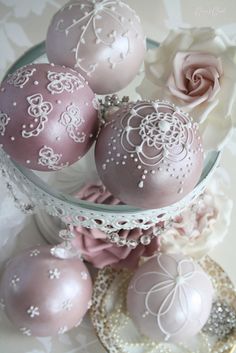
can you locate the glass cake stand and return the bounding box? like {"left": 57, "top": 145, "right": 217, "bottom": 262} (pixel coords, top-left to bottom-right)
{"left": 0, "top": 40, "right": 221, "bottom": 234}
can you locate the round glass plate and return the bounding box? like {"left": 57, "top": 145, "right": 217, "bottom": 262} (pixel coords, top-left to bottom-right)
{"left": 0, "top": 40, "right": 221, "bottom": 232}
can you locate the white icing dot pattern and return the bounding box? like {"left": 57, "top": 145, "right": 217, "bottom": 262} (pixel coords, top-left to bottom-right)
{"left": 48, "top": 268, "right": 61, "bottom": 280}
{"left": 56, "top": 0, "right": 142, "bottom": 77}
{"left": 27, "top": 306, "right": 40, "bottom": 318}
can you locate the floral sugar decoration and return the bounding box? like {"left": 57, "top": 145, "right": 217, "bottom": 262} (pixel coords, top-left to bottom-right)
{"left": 160, "top": 169, "right": 233, "bottom": 259}
{"left": 137, "top": 28, "right": 236, "bottom": 151}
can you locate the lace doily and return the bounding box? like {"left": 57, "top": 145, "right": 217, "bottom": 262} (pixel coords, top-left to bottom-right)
{"left": 90, "top": 257, "right": 236, "bottom": 353}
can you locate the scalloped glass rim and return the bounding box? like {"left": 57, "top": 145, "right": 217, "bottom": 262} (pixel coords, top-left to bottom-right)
{"left": 3, "top": 39, "right": 221, "bottom": 214}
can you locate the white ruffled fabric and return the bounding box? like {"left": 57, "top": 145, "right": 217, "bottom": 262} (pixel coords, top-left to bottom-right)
{"left": 160, "top": 168, "right": 233, "bottom": 258}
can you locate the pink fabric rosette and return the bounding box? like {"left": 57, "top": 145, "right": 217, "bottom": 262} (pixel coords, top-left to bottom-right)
{"left": 71, "top": 183, "right": 160, "bottom": 269}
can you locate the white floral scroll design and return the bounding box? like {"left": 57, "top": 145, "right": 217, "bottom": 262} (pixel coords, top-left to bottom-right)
{"left": 7, "top": 66, "right": 36, "bottom": 88}
{"left": 38, "top": 145, "right": 68, "bottom": 171}
{"left": 0, "top": 112, "right": 10, "bottom": 136}
{"left": 22, "top": 93, "right": 53, "bottom": 138}
{"left": 132, "top": 254, "right": 208, "bottom": 341}
{"left": 121, "top": 102, "right": 195, "bottom": 167}
{"left": 56, "top": 0, "right": 136, "bottom": 75}
{"left": 59, "top": 103, "right": 86, "bottom": 143}
{"left": 47, "top": 71, "right": 84, "bottom": 94}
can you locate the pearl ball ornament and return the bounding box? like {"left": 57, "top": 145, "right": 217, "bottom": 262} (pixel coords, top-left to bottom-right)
{"left": 46, "top": 0, "right": 146, "bottom": 94}
{"left": 0, "top": 63, "right": 99, "bottom": 171}
{"left": 127, "top": 253, "right": 214, "bottom": 343}
{"left": 95, "top": 100, "right": 204, "bottom": 209}
{"left": 0, "top": 246, "right": 93, "bottom": 336}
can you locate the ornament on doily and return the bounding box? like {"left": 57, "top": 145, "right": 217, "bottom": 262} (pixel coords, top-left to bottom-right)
{"left": 203, "top": 301, "right": 236, "bottom": 339}
{"left": 127, "top": 253, "right": 214, "bottom": 343}
{"left": 95, "top": 100, "right": 204, "bottom": 209}
{"left": 0, "top": 244, "right": 92, "bottom": 336}
{"left": 46, "top": 0, "right": 146, "bottom": 94}
{"left": 0, "top": 63, "right": 99, "bottom": 171}
{"left": 90, "top": 257, "right": 236, "bottom": 353}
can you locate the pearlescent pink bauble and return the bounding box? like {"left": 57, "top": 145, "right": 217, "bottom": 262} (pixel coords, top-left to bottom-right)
{"left": 46, "top": 0, "right": 146, "bottom": 94}
{"left": 95, "top": 101, "right": 204, "bottom": 209}
{"left": 0, "top": 63, "right": 99, "bottom": 171}
{"left": 0, "top": 246, "right": 93, "bottom": 337}
{"left": 127, "top": 253, "right": 214, "bottom": 343}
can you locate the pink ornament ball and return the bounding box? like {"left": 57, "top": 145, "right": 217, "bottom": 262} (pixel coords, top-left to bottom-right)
{"left": 0, "top": 63, "right": 99, "bottom": 171}
{"left": 0, "top": 246, "right": 93, "bottom": 337}
{"left": 46, "top": 0, "right": 146, "bottom": 94}
{"left": 127, "top": 253, "right": 214, "bottom": 343}
{"left": 95, "top": 100, "right": 204, "bottom": 209}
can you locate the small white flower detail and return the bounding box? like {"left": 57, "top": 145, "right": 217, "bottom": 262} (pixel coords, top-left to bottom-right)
{"left": 20, "top": 327, "right": 32, "bottom": 336}
{"left": 11, "top": 275, "right": 20, "bottom": 286}
{"left": 81, "top": 271, "right": 88, "bottom": 280}
{"left": 48, "top": 268, "right": 61, "bottom": 280}
{"left": 30, "top": 249, "right": 40, "bottom": 257}
{"left": 0, "top": 112, "right": 10, "bottom": 136}
{"left": 58, "top": 326, "right": 68, "bottom": 334}
{"left": 0, "top": 298, "right": 5, "bottom": 310}
{"left": 27, "top": 306, "right": 40, "bottom": 318}
{"left": 62, "top": 299, "right": 73, "bottom": 311}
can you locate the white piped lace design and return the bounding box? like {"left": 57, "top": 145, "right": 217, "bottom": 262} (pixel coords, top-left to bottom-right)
{"left": 38, "top": 146, "right": 69, "bottom": 170}
{"left": 59, "top": 103, "right": 86, "bottom": 143}
{"left": 132, "top": 253, "right": 210, "bottom": 341}
{"left": 7, "top": 67, "right": 36, "bottom": 88}
{"left": 47, "top": 71, "right": 84, "bottom": 94}
{"left": 22, "top": 94, "right": 53, "bottom": 138}
{"left": 121, "top": 102, "right": 194, "bottom": 167}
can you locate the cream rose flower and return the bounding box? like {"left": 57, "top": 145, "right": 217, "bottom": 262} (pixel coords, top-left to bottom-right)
{"left": 137, "top": 28, "right": 236, "bottom": 151}
{"left": 159, "top": 168, "right": 233, "bottom": 259}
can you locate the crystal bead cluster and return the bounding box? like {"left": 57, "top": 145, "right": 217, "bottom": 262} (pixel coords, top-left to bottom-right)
{"left": 203, "top": 301, "right": 236, "bottom": 339}
{"left": 98, "top": 95, "right": 129, "bottom": 122}
{"left": 107, "top": 220, "right": 172, "bottom": 248}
